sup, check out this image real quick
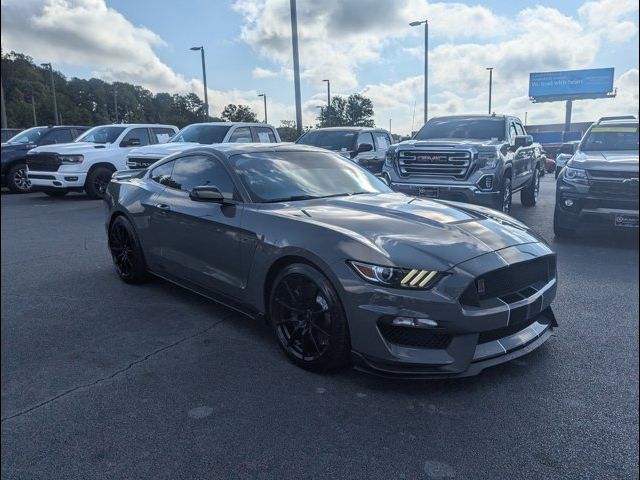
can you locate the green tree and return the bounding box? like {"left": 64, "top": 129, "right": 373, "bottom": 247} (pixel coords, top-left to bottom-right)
{"left": 277, "top": 120, "right": 299, "bottom": 142}
{"left": 316, "top": 94, "right": 374, "bottom": 128}
{"left": 220, "top": 104, "right": 258, "bottom": 123}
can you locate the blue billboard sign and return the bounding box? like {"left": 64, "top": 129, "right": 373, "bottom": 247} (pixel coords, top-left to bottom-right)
{"left": 529, "top": 68, "right": 614, "bottom": 100}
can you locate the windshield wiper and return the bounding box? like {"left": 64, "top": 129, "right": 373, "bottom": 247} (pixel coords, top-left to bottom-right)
{"left": 263, "top": 195, "right": 324, "bottom": 203}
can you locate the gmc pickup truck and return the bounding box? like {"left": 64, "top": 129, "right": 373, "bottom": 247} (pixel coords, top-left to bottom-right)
{"left": 382, "top": 114, "right": 544, "bottom": 213}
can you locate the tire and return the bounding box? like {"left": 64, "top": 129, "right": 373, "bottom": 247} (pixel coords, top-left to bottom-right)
{"left": 496, "top": 175, "right": 512, "bottom": 214}
{"left": 553, "top": 208, "right": 575, "bottom": 238}
{"left": 269, "top": 263, "right": 351, "bottom": 372}
{"left": 85, "top": 165, "right": 115, "bottom": 199}
{"left": 6, "top": 162, "right": 32, "bottom": 193}
{"left": 108, "top": 215, "right": 150, "bottom": 284}
{"left": 43, "top": 190, "right": 69, "bottom": 197}
{"left": 521, "top": 166, "right": 540, "bottom": 207}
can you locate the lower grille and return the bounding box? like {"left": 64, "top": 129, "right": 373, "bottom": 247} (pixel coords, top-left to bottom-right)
{"left": 479, "top": 314, "right": 549, "bottom": 344}
{"left": 28, "top": 174, "right": 56, "bottom": 180}
{"left": 460, "top": 256, "right": 556, "bottom": 307}
{"left": 397, "top": 150, "right": 472, "bottom": 179}
{"left": 378, "top": 324, "right": 452, "bottom": 349}
{"left": 27, "top": 153, "right": 61, "bottom": 172}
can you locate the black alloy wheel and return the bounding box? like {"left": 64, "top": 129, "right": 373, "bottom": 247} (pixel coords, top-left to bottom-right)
{"left": 86, "top": 166, "right": 115, "bottom": 199}
{"left": 108, "top": 216, "right": 148, "bottom": 283}
{"left": 270, "top": 264, "right": 350, "bottom": 371}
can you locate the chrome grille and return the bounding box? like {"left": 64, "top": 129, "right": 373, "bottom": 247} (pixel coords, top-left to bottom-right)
{"left": 397, "top": 150, "right": 472, "bottom": 179}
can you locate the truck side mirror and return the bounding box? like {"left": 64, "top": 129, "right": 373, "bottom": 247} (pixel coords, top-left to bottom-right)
{"left": 121, "top": 138, "right": 141, "bottom": 147}
{"left": 514, "top": 135, "right": 533, "bottom": 148}
{"left": 356, "top": 143, "right": 373, "bottom": 153}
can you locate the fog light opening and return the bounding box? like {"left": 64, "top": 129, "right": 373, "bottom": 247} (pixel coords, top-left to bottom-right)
{"left": 64, "top": 176, "right": 78, "bottom": 182}
{"left": 391, "top": 317, "right": 439, "bottom": 328}
{"left": 564, "top": 199, "right": 574, "bottom": 207}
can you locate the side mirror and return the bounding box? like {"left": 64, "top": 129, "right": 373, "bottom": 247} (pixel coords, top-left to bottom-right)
{"left": 513, "top": 135, "right": 533, "bottom": 149}
{"left": 189, "top": 186, "right": 230, "bottom": 203}
{"left": 356, "top": 143, "right": 374, "bottom": 154}
{"left": 121, "top": 138, "right": 141, "bottom": 147}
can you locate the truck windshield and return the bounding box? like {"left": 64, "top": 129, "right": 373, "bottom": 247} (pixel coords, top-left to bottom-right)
{"left": 77, "top": 126, "right": 127, "bottom": 144}
{"left": 296, "top": 130, "right": 357, "bottom": 151}
{"left": 414, "top": 118, "right": 505, "bottom": 141}
{"left": 6, "top": 127, "right": 48, "bottom": 144}
{"left": 170, "top": 125, "right": 231, "bottom": 144}
{"left": 580, "top": 125, "right": 639, "bottom": 151}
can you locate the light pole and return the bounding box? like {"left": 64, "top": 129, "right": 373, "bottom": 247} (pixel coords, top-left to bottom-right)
{"left": 1, "top": 77, "right": 7, "bottom": 129}
{"left": 40, "top": 63, "right": 59, "bottom": 125}
{"left": 190, "top": 46, "right": 209, "bottom": 121}
{"left": 410, "top": 20, "right": 428, "bottom": 124}
{"left": 486, "top": 67, "right": 494, "bottom": 114}
{"left": 258, "top": 93, "right": 268, "bottom": 123}
{"left": 289, "top": 0, "right": 303, "bottom": 136}
{"left": 322, "top": 79, "right": 331, "bottom": 127}
{"left": 114, "top": 85, "right": 118, "bottom": 123}
{"left": 30, "top": 85, "right": 37, "bottom": 126}
{"left": 389, "top": 118, "right": 392, "bottom": 135}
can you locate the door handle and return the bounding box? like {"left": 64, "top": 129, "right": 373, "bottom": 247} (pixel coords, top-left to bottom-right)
{"left": 156, "top": 203, "right": 171, "bottom": 210}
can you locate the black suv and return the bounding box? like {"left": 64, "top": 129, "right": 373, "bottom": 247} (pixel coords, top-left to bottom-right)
{"left": 1, "top": 125, "right": 88, "bottom": 193}
{"left": 382, "top": 115, "right": 544, "bottom": 213}
{"left": 296, "top": 127, "right": 393, "bottom": 174}
{"left": 554, "top": 116, "right": 638, "bottom": 236}
{"left": 1, "top": 128, "right": 23, "bottom": 144}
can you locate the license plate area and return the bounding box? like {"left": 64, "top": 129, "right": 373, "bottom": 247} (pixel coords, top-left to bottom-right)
{"left": 417, "top": 186, "right": 439, "bottom": 199}
{"left": 614, "top": 214, "right": 639, "bottom": 228}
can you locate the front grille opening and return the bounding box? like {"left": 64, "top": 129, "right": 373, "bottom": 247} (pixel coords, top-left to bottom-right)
{"left": 378, "top": 323, "right": 452, "bottom": 349}
{"left": 460, "top": 255, "right": 556, "bottom": 307}
{"left": 478, "top": 313, "right": 549, "bottom": 344}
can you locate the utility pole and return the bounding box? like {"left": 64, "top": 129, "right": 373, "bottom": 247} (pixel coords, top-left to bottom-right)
{"left": 290, "top": 0, "right": 303, "bottom": 136}
{"left": 409, "top": 20, "right": 429, "bottom": 123}
{"left": 258, "top": 93, "right": 268, "bottom": 123}
{"left": 190, "top": 46, "right": 209, "bottom": 121}
{"left": 41, "top": 63, "right": 59, "bottom": 125}
{"left": 1, "top": 77, "right": 7, "bottom": 129}
{"left": 323, "top": 79, "right": 331, "bottom": 127}
{"left": 486, "top": 67, "right": 494, "bottom": 114}
{"left": 31, "top": 85, "right": 37, "bottom": 126}
{"left": 564, "top": 100, "right": 573, "bottom": 142}
{"left": 114, "top": 85, "right": 118, "bottom": 123}
{"left": 389, "top": 118, "right": 392, "bottom": 135}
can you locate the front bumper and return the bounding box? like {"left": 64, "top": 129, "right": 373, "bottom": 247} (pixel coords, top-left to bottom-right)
{"left": 335, "top": 243, "right": 558, "bottom": 378}
{"left": 389, "top": 181, "right": 500, "bottom": 208}
{"left": 27, "top": 170, "right": 87, "bottom": 189}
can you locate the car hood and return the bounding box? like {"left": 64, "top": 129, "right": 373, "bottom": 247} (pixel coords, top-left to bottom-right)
{"left": 28, "top": 142, "right": 109, "bottom": 154}
{"left": 269, "top": 192, "right": 544, "bottom": 271}
{"left": 129, "top": 142, "right": 200, "bottom": 157}
{"left": 397, "top": 138, "right": 503, "bottom": 148}
{"left": 570, "top": 150, "right": 639, "bottom": 172}
{"left": 1, "top": 142, "right": 34, "bottom": 154}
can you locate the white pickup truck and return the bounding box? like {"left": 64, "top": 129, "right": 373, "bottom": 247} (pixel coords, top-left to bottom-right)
{"left": 26, "top": 123, "right": 178, "bottom": 198}
{"left": 126, "top": 122, "right": 281, "bottom": 169}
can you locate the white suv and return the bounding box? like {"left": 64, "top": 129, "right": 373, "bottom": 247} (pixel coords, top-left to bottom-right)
{"left": 26, "top": 124, "right": 178, "bottom": 198}
{"left": 127, "top": 122, "right": 281, "bottom": 169}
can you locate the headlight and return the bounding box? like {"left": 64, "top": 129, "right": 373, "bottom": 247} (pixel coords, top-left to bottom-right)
{"left": 477, "top": 152, "right": 498, "bottom": 169}
{"left": 563, "top": 166, "right": 588, "bottom": 184}
{"left": 59, "top": 154, "right": 84, "bottom": 164}
{"left": 348, "top": 261, "right": 442, "bottom": 289}
{"left": 384, "top": 151, "right": 395, "bottom": 167}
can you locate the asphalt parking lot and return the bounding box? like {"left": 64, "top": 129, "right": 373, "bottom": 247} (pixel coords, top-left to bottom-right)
{"left": 1, "top": 175, "right": 638, "bottom": 480}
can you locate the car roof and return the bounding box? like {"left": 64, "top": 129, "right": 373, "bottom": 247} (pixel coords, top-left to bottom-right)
{"left": 177, "top": 143, "right": 329, "bottom": 157}
{"left": 305, "top": 127, "right": 388, "bottom": 132}
{"left": 181, "top": 122, "right": 275, "bottom": 127}
{"left": 428, "top": 114, "right": 509, "bottom": 121}
{"left": 593, "top": 120, "right": 638, "bottom": 127}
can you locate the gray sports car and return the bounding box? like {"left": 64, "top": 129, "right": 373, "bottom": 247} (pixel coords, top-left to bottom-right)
{"left": 104, "top": 143, "right": 558, "bottom": 378}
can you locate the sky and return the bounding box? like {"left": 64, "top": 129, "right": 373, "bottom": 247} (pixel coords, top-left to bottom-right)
{"left": 1, "top": 0, "right": 638, "bottom": 135}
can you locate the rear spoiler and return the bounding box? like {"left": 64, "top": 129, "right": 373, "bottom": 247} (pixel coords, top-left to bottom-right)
{"left": 112, "top": 169, "right": 146, "bottom": 181}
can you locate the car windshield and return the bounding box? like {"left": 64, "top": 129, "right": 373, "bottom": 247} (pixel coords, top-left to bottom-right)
{"left": 170, "top": 124, "right": 231, "bottom": 144}
{"left": 76, "top": 126, "right": 127, "bottom": 144}
{"left": 229, "top": 151, "right": 390, "bottom": 203}
{"left": 296, "top": 130, "right": 357, "bottom": 151}
{"left": 414, "top": 118, "right": 505, "bottom": 141}
{"left": 580, "top": 125, "right": 639, "bottom": 151}
{"left": 6, "top": 127, "right": 48, "bottom": 144}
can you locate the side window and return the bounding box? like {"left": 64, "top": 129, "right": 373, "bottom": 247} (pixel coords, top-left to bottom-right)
{"left": 42, "top": 129, "right": 73, "bottom": 144}
{"left": 150, "top": 161, "right": 175, "bottom": 186}
{"left": 152, "top": 127, "right": 175, "bottom": 144}
{"left": 356, "top": 132, "right": 375, "bottom": 149}
{"left": 509, "top": 123, "right": 518, "bottom": 142}
{"left": 121, "top": 128, "right": 151, "bottom": 147}
{"left": 255, "top": 127, "right": 277, "bottom": 143}
{"left": 515, "top": 122, "right": 526, "bottom": 136}
{"left": 374, "top": 132, "right": 390, "bottom": 151}
{"left": 228, "top": 127, "right": 252, "bottom": 143}
{"left": 170, "top": 155, "right": 238, "bottom": 198}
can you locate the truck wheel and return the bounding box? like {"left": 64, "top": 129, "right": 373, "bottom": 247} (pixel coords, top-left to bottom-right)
{"left": 521, "top": 167, "right": 540, "bottom": 207}
{"left": 85, "top": 166, "right": 115, "bottom": 199}
{"left": 553, "top": 208, "right": 575, "bottom": 238}
{"left": 496, "top": 176, "right": 512, "bottom": 214}
{"left": 6, "top": 163, "right": 32, "bottom": 193}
